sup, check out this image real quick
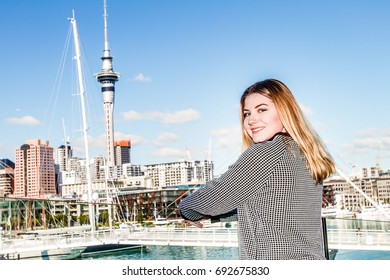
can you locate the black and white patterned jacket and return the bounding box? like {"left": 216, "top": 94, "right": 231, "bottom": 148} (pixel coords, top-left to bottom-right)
{"left": 179, "top": 133, "right": 325, "bottom": 260}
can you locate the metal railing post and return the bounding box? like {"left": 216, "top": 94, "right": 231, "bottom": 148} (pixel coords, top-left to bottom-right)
{"left": 322, "top": 217, "right": 329, "bottom": 260}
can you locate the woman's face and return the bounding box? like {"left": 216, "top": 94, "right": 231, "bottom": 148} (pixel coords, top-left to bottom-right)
{"left": 243, "top": 93, "right": 285, "bottom": 143}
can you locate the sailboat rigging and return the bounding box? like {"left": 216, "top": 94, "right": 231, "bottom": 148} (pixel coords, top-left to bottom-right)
{"left": 68, "top": 11, "right": 96, "bottom": 232}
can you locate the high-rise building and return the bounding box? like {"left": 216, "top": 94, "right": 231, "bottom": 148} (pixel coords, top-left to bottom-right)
{"left": 0, "top": 165, "right": 14, "bottom": 197}
{"left": 13, "top": 139, "right": 56, "bottom": 198}
{"left": 95, "top": 0, "right": 120, "bottom": 167}
{"left": 114, "top": 140, "right": 131, "bottom": 166}
{"left": 0, "top": 158, "right": 15, "bottom": 169}
{"left": 0, "top": 159, "right": 15, "bottom": 196}
{"left": 55, "top": 144, "right": 73, "bottom": 172}
{"left": 144, "top": 160, "right": 214, "bottom": 188}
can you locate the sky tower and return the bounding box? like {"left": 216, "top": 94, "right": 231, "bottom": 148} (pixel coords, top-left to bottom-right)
{"left": 95, "top": 0, "right": 120, "bottom": 167}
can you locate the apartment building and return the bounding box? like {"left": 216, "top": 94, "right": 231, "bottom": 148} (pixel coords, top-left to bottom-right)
{"left": 377, "top": 177, "right": 390, "bottom": 204}
{"left": 0, "top": 168, "right": 14, "bottom": 197}
{"left": 144, "top": 160, "right": 214, "bottom": 188}
{"left": 0, "top": 159, "right": 14, "bottom": 196}
{"left": 323, "top": 166, "right": 390, "bottom": 210}
{"left": 55, "top": 144, "right": 73, "bottom": 172}
{"left": 114, "top": 140, "right": 131, "bottom": 166}
{"left": 13, "top": 139, "right": 56, "bottom": 198}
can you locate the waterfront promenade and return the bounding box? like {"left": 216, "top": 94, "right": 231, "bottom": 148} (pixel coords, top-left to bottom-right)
{"left": 115, "top": 226, "right": 390, "bottom": 251}
{"left": 2, "top": 219, "right": 390, "bottom": 260}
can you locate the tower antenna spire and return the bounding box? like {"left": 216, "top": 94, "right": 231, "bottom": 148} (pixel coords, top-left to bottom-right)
{"left": 95, "top": 0, "right": 120, "bottom": 167}
{"left": 103, "top": 0, "right": 109, "bottom": 56}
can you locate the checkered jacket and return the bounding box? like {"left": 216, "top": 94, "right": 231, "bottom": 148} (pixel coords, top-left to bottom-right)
{"left": 180, "top": 134, "right": 325, "bottom": 260}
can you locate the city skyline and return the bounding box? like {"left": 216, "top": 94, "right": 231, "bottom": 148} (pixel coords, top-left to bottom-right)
{"left": 1, "top": 0, "right": 390, "bottom": 175}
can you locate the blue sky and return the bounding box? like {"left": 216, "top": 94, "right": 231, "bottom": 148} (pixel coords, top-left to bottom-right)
{"left": 1, "top": 0, "right": 390, "bottom": 175}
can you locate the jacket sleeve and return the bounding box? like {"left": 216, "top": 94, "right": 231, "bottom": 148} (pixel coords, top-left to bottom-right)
{"left": 179, "top": 138, "right": 286, "bottom": 221}
{"left": 210, "top": 209, "right": 238, "bottom": 223}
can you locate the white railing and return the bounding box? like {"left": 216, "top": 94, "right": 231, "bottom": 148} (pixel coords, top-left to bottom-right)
{"left": 124, "top": 227, "right": 238, "bottom": 247}
{"left": 327, "top": 228, "right": 390, "bottom": 250}
{"left": 2, "top": 220, "right": 390, "bottom": 257}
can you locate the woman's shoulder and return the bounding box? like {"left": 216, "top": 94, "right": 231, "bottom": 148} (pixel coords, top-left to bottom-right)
{"left": 241, "top": 133, "right": 294, "bottom": 162}
{"left": 247, "top": 133, "right": 293, "bottom": 153}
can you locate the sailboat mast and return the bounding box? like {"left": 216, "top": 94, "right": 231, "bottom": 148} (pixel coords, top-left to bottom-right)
{"left": 61, "top": 117, "right": 69, "bottom": 171}
{"left": 69, "top": 10, "right": 96, "bottom": 232}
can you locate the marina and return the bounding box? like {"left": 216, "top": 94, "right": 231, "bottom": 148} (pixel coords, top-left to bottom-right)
{"left": 2, "top": 216, "right": 390, "bottom": 260}
{"left": 82, "top": 246, "right": 390, "bottom": 261}
{"left": 0, "top": 0, "right": 390, "bottom": 265}
{"left": 0, "top": 224, "right": 143, "bottom": 260}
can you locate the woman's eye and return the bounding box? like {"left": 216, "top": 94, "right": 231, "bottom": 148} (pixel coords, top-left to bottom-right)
{"left": 243, "top": 112, "right": 250, "bottom": 118}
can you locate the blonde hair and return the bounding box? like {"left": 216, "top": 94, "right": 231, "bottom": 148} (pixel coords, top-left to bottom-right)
{"left": 240, "top": 79, "right": 335, "bottom": 183}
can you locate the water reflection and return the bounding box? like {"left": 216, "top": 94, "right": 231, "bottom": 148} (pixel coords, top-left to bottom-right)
{"left": 326, "top": 217, "right": 390, "bottom": 232}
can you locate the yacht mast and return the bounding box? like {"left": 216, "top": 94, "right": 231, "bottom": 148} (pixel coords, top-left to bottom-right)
{"left": 69, "top": 10, "right": 96, "bottom": 232}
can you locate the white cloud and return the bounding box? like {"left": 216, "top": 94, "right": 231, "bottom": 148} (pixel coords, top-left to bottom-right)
{"left": 207, "top": 125, "right": 242, "bottom": 174}
{"left": 72, "top": 132, "right": 145, "bottom": 156}
{"left": 210, "top": 125, "right": 241, "bottom": 149}
{"left": 122, "top": 111, "right": 143, "bottom": 121}
{"left": 156, "top": 109, "right": 201, "bottom": 124}
{"left": 5, "top": 115, "right": 41, "bottom": 126}
{"left": 72, "top": 135, "right": 105, "bottom": 156}
{"left": 134, "top": 73, "right": 151, "bottom": 82}
{"left": 299, "top": 103, "right": 313, "bottom": 116}
{"left": 114, "top": 131, "right": 145, "bottom": 146}
{"left": 210, "top": 128, "right": 230, "bottom": 137}
{"left": 342, "top": 128, "right": 390, "bottom": 154}
{"left": 150, "top": 147, "right": 187, "bottom": 158}
{"left": 155, "top": 132, "right": 179, "bottom": 147}
{"left": 122, "top": 108, "right": 201, "bottom": 124}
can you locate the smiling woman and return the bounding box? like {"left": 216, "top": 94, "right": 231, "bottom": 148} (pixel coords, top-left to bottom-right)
{"left": 242, "top": 94, "right": 285, "bottom": 143}
{"left": 180, "top": 78, "right": 336, "bottom": 260}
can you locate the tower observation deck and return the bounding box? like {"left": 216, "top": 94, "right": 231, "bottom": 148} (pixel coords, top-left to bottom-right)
{"left": 95, "top": 0, "right": 120, "bottom": 167}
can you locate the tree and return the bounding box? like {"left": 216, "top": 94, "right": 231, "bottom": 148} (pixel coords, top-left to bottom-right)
{"left": 79, "top": 214, "right": 89, "bottom": 225}
{"left": 137, "top": 212, "right": 144, "bottom": 223}
{"left": 99, "top": 212, "right": 109, "bottom": 226}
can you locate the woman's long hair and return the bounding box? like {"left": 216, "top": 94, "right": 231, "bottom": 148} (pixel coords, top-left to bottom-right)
{"left": 240, "top": 78, "right": 335, "bottom": 183}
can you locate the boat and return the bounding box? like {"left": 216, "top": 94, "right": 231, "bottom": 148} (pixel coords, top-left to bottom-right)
{"left": 0, "top": 225, "right": 87, "bottom": 260}
{"left": 0, "top": 224, "right": 143, "bottom": 260}
{"left": 321, "top": 206, "right": 354, "bottom": 218}
{"left": 321, "top": 206, "right": 338, "bottom": 218}
{"left": 0, "top": 244, "right": 86, "bottom": 260}
{"left": 356, "top": 205, "right": 390, "bottom": 221}
{"left": 60, "top": 5, "right": 143, "bottom": 257}
{"left": 0, "top": 2, "right": 143, "bottom": 260}
{"left": 153, "top": 216, "right": 171, "bottom": 226}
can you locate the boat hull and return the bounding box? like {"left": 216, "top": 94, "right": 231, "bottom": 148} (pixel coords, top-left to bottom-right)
{"left": 1, "top": 247, "right": 85, "bottom": 260}
{"left": 81, "top": 244, "right": 143, "bottom": 257}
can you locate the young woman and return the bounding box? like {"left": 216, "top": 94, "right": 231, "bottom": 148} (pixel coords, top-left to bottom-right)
{"left": 179, "top": 79, "right": 335, "bottom": 260}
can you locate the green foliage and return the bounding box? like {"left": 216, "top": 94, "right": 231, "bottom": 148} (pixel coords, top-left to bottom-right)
{"left": 54, "top": 213, "right": 67, "bottom": 227}
{"left": 99, "top": 212, "right": 109, "bottom": 226}
{"left": 79, "top": 214, "right": 89, "bottom": 225}
{"left": 137, "top": 212, "right": 144, "bottom": 223}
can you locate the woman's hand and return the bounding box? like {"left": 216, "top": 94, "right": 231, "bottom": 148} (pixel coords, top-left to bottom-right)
{"left": 184, "top": 220, "right": 205, "bottom": 228}
{"left": 183, "top": 215, "right": 211, "bottom": 228}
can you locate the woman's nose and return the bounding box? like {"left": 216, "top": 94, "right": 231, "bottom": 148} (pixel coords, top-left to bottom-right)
{"left": 248, "top": 114, "right": 258, "bottom": 125}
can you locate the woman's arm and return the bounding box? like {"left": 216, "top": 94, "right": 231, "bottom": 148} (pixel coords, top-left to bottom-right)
{"left": 179, "top": 137, "right": 286, "bottom": 221}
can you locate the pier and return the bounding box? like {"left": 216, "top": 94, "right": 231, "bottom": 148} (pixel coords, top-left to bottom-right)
{"left": 2, "top": 217, "right": 390, "bottom": 259}
{"left": 110, "top": 226, "right": 390, "bottom": 251}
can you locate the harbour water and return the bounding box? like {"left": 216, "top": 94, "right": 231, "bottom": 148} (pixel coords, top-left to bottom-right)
{"left": 81, "top": 245, "right": 390, "bottom": 260}
{"left": 80, "top": 216, "right": 390, "bottom": 260}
